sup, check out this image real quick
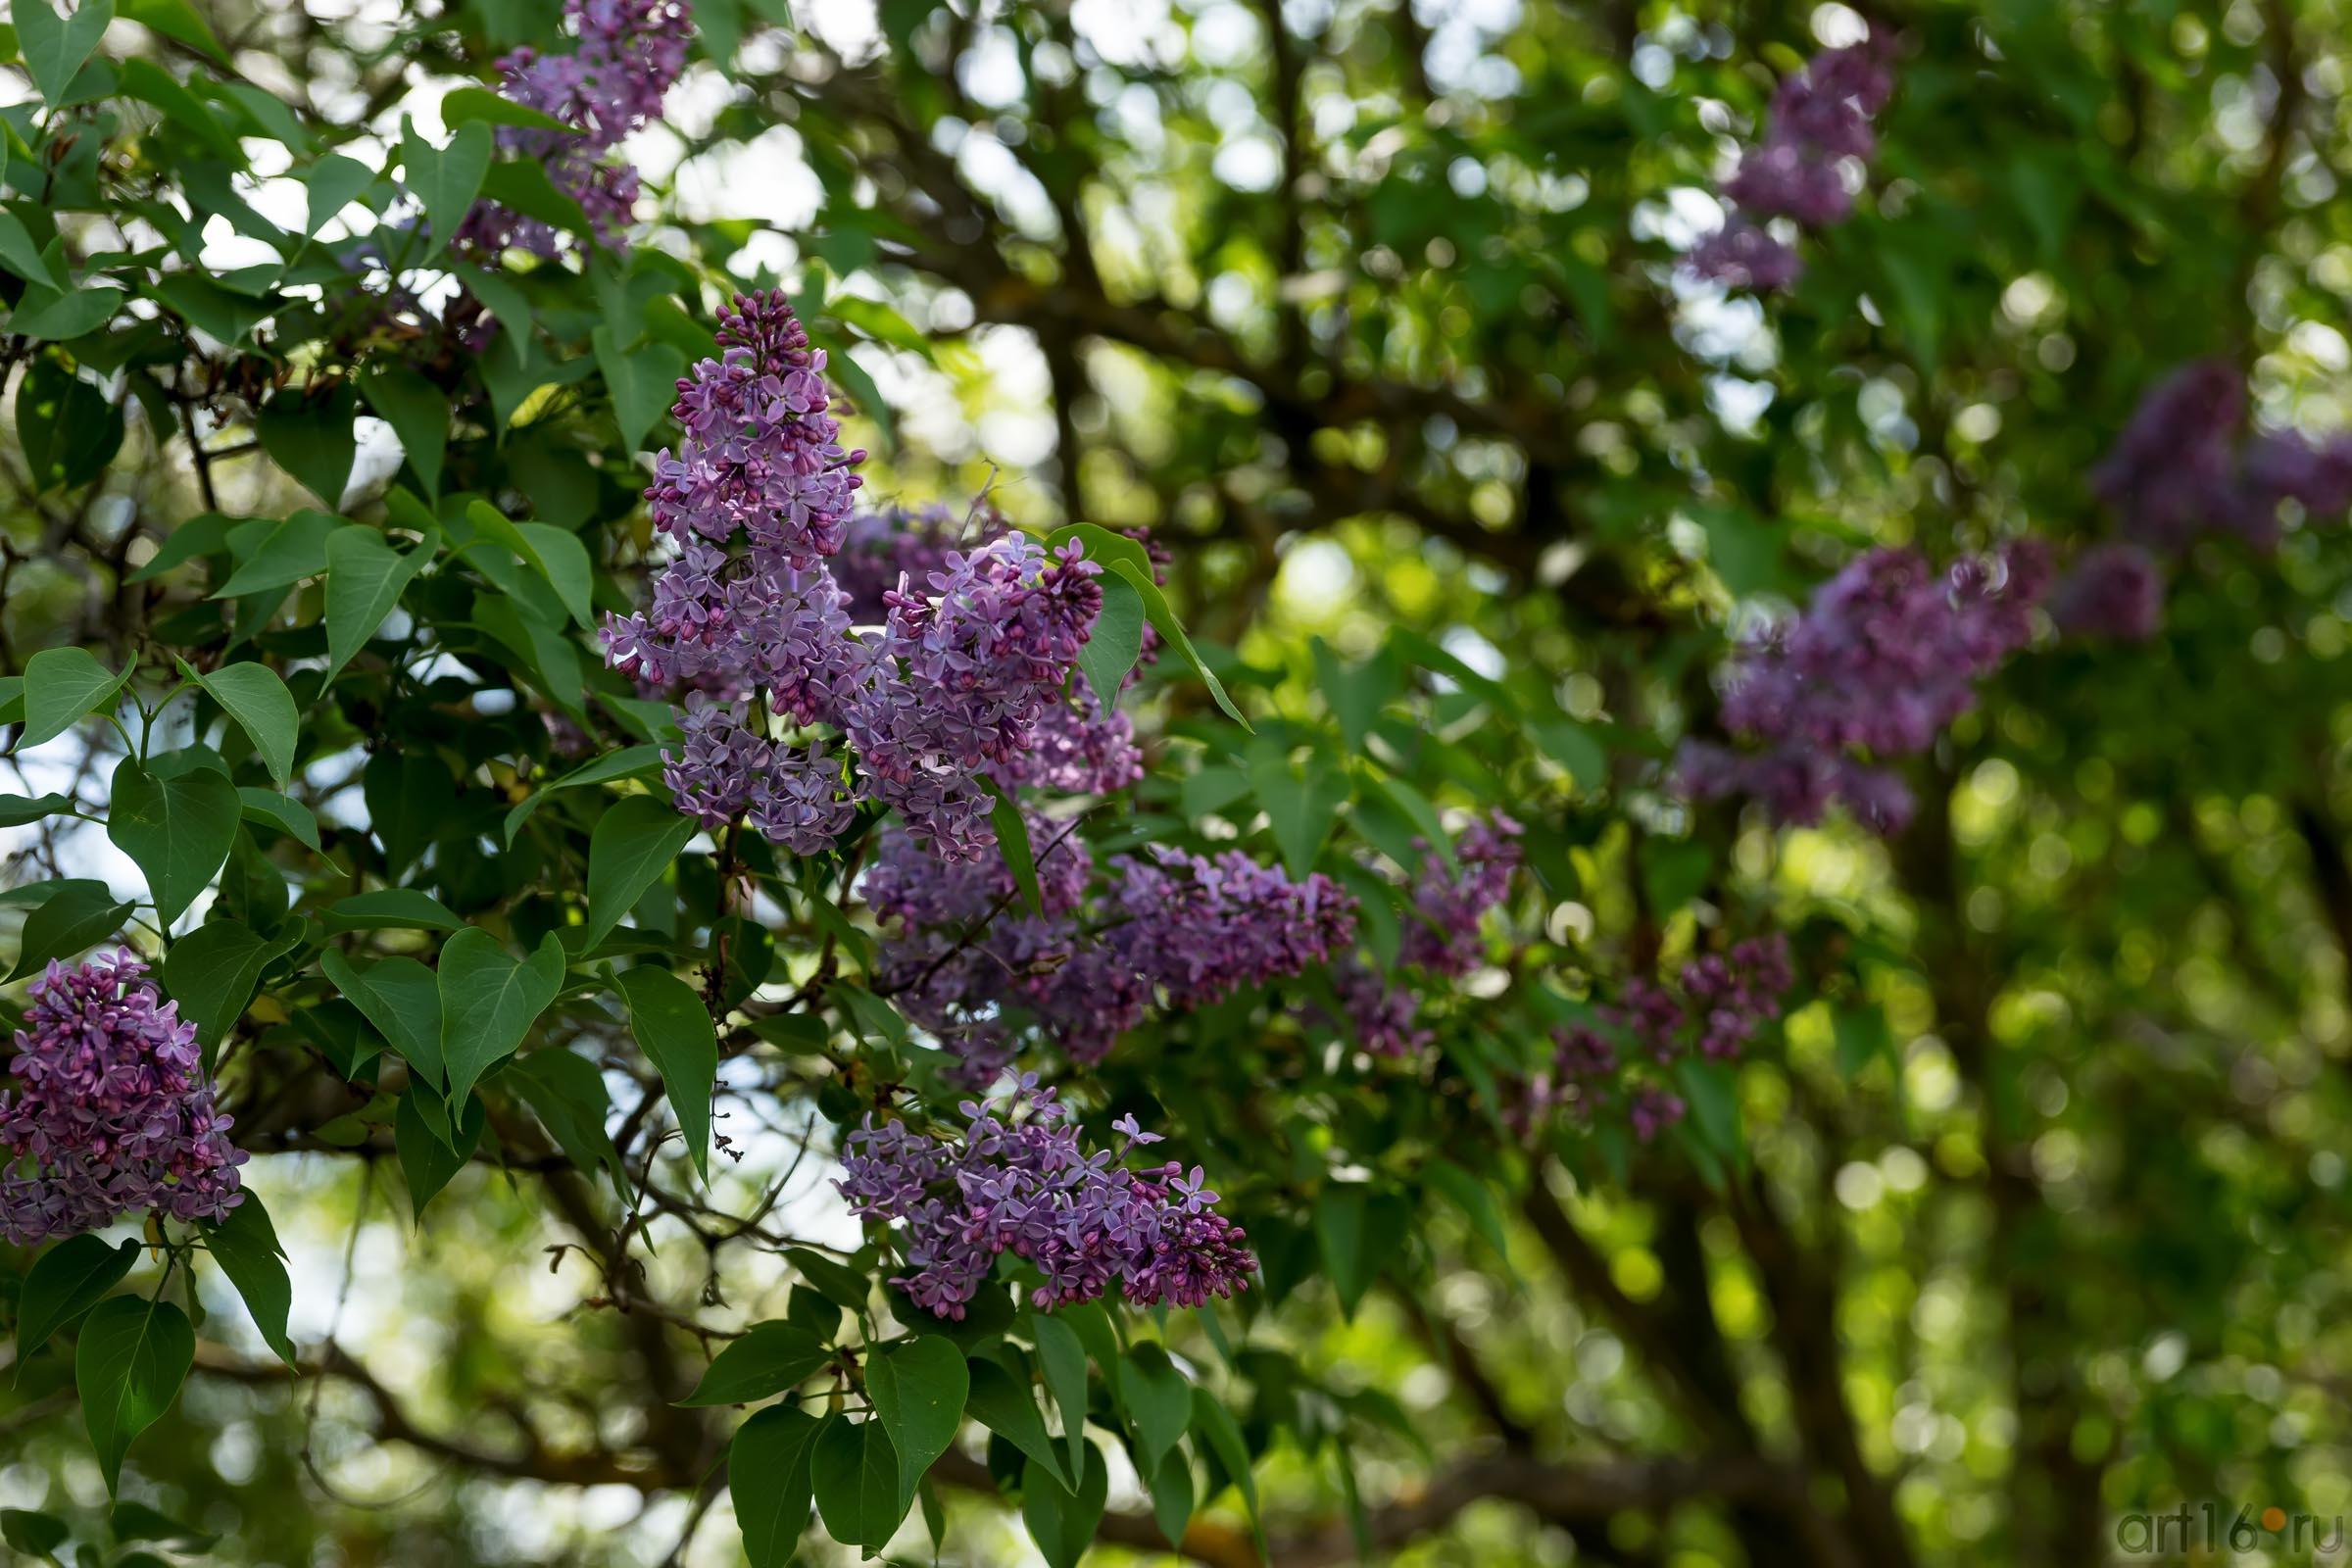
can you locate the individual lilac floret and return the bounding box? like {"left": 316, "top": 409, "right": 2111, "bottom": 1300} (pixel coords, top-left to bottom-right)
{"left": 2050, "top": 543, "right": 2165, "bottom": 641}
{"left": 837, "top": 1079, "right": 1253, "bottom": 1317}
{"left": 1, "top": 952, "right": 247, "bottom": 1244}
{"left": 1678, "top": 542, "right": 2047, "bottom": 832}
{"left": 456, "top": 0, "right": 690, "bottom": 255}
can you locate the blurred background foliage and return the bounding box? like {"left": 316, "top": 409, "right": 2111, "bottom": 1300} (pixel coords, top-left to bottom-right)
{"left": 6, "top": 0, "right": 2352, "bottom": 1565}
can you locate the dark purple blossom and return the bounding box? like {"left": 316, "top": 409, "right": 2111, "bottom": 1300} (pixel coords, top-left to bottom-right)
{"left": 1, "top": 952, "right": 247, "bottom": 1244}
{"left": 837, "top": 1080, "right": 1253, "bottom": 1317}
{"left": 870, "top": 832, "right": 1353, "bottom": 1076}
{"left": 1105, "top": 847, "right": 1355, "bottom": 1009}
{"left": 1531, "top": 935, "right": 1790, "bottom": 1144}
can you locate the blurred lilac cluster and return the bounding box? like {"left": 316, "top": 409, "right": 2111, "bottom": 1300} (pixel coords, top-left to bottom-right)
{"left": 1678, "top": 542, "right": 2048, "bottom": 832}
{"left": 1535, "top": 934, "right": 1793, "bottom": 1144}
{"left": 1338, "top": 810, "right": 1524, "bottom": 1056}
{"left": 836, "top": 1079, "right": 1253, "bottom": 1317}
{"left": 2052, "top": 358, "right": 2352, "bottom": 642}
{"left": 602, "top": 291, "right": 1128, "bottom": 860}
{"left": 457, "top": 0, "right": 690, "bottom": 255}
{"left": 1, "top": 953, "right": 247, "bottom": 1244}
{"left": 1690, "top": 30, "right": 1896, "bottom": 292}
{"left": 871, "top": 824, "right": 1355, "bottom": 1080}
{"left": 2090, "top": 359, "right": 2352, "bottom": 554}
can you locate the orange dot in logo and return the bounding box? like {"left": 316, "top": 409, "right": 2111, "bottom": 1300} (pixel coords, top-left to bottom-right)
{"left": 2263, "top": 1506, "right": 2288, "bottom": 1532}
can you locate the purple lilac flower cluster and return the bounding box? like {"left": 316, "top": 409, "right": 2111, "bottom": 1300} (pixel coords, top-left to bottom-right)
{"left": 2087, "top": 358, "right": 2352, "bottom": 555}
{"left": 1106, "top": 849, "right": 1357, "bottom": 1007}
{"left": 1690, "top": 30, "right": 1897, "bottom": 292}
{"left": 2051, "top": 360, "right": 2352, "bottom": 643}
{"left": 871, "top": 828, "right": 1353, "bottom": 1079}
{"left": 1535, "top": 935, "right": 1792, "bottom": 1144}
{"left": 835, "top": 505, "right": 1147, "bottom": 798}
{"left": 833, "top": 504, "right": 975, "bottom": 622}
{"left": 1338, "top": 811, "right": 1524, "bottom": 1056}
{"left": 456, "top": 0, "right": 690, "bottom": 255}
{"left": 603, "top": 292, "right": 1127, "bottom": 861}
{"left": 836, "top": 1079, "right": 1253, "bottom": 1317}
{"left": 844, "top": 535, "right": 1106, "bottom": 856}
{"left": 1677, "top": 542, "right": 2048, "bottom": 832}
{"left": 1, "top": 953, "right": 247, "bottom": 1244}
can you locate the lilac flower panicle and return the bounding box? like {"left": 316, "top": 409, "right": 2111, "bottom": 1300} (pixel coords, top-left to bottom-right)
{"left": 871, "top": 830, "right": 1355, "bottom": 1078}
{"left": 836, "top": 1080, "right": 1252, "bottom": 1317}
{"left": 601, "top": 290, "right": 881, "bottom": 857}
{"left": 846, "top": 534, "right": 1106, "bottom": 859}
{"left": 2092, "top": 359, "right": 2352, "bottom": 553}
{"left": 1, "top": 952, "right": 247, "bottom": 1244}
{"left": 1690, "top": 29, "right": 1897, "bottom": 292}
{"left": 1106, "top": 847, "right": 1356, "bottom": 1009}
{"left": 1336, "top": 962, "right": 1433, "bottom": 1057}
{"left": 1679, "top": 543, "right": 2046, "bottom": 831}
{"left": 1536, "top": 934, "right": 1791, "bottom": 1143}
{"left": 457, "top": 0, "right": 690, "bottom": 256}
{"left": 1723, "top": 140, "right": 1854, "bottom": 226}
{"left": 2089, "top": 360, "right": 2248, "bottom": 552}
{"left": 1397, "top": 811, "right": 1524, "bottom": 976}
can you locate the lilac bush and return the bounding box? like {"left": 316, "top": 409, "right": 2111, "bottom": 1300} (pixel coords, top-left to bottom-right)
{"left": 836, "top": 1079, "right": 1253, "bottom": 1317}
{"left": 0, "top": 953, "right": 247, "bottom": 1245}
